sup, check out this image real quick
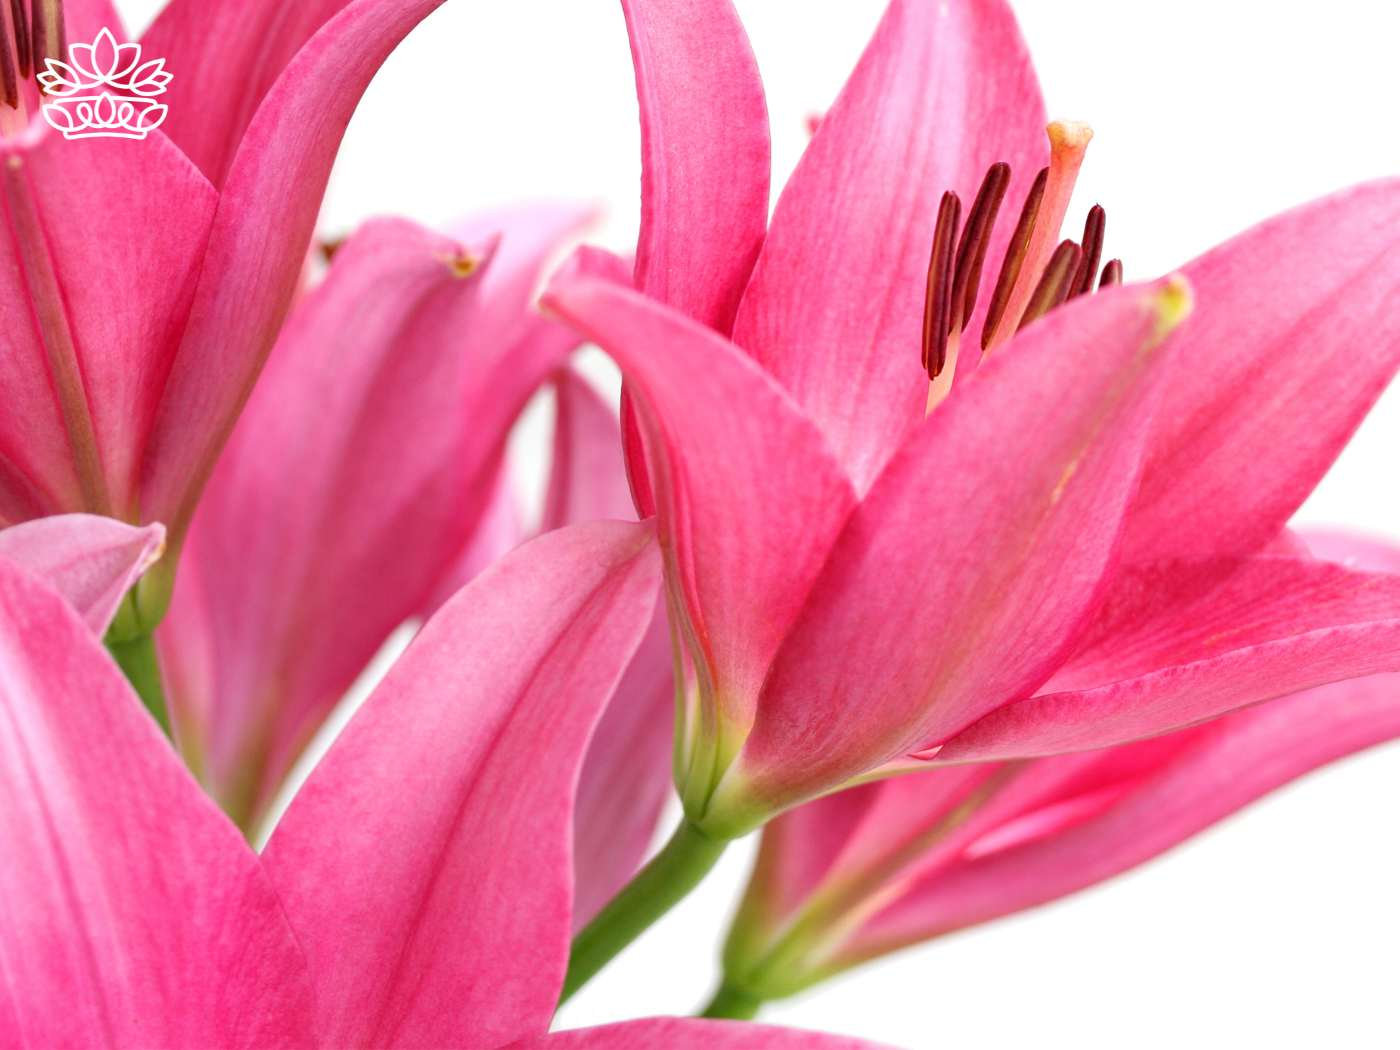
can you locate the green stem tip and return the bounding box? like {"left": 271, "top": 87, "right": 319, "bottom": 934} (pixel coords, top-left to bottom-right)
{"left": 699, "top": 981, "right": 764, "bottom": 1021}
{"left": 559, "top": 818, "right": 728, "bottom": 1006}
{"left": 107, "top": 632, "right": 170, "bottom": 738}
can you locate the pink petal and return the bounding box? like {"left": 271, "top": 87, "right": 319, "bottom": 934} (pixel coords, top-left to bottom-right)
{"left": 158, "top": 218, "right": 506, "bottom": 826}
{"left": 0, "top": 559, "right": 315, "bottom": 1047}
{"left": 263, "top": 522, "right": 661, "bottom": 1048}
{"left": 139, "top": 0, "right": 451, "bottom": 540}
{"left": 939, "top": 555, "right": 1400, "bottom": 762}
{"left": 1123, "top": 179, "right": 1400, "bottom": 564}
{"left": 524, "top": 1018, "right": 892, "bottom": 1049}
{"left": 65, "top": 1, "right": 124, "bottom": 36}
{"left": 573, "top": 597, "right": 676, "bottom": 930}
{"left": 851, "top": 673, "right": 1400, "bottom": 954}
{"left": 0, "top": 514, "right": 163, "bottom": 634}
{"left": 542, "top": 275, "right": 858, "bottom": 741}
{"left": 0, "top": 135, "right": 215, "bottom": 519}
{"left": 624, "top": 0, "right": 769, "bottom": 334}
{"left": 543, "top": 368, "right": 635, "bottom": 532}
{"left": 419, "top": 453, "right": 525, "bottom": 615}
{"left": 537, "top": 368, "right": 676, "bottom": 930}
{"left": 1302, "top": 527, "right": 1400, "bottom": 574}
{"left": 731, "top": 0, "right": 1046, "bottom": 491}
{"left": 142, "top": 0, "right": 354, "bottom": 184}
{"left": 728, "top": 282, "right": 1184, "bottom": 821}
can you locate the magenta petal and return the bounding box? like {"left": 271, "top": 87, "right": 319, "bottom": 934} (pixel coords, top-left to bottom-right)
{"left": 732, "top": 0, "right": 1046, "bottom": 490}
{"left": 538, "top": 369, "right": 676, "bottom": 929}
{"left": 853, "top": 673, "right": 1400, "bottom": 952}
{"left": 1123, "top": 179, "right": 1400, "bottom": 563}
{"left": 543, "top": 368, "right": 635, "bottom": 532}
{"left": 158, "top": 217, "right": 507, "bottom": 825}
{"left": 573, "top": 598, "right": 676, "bottom": 930}
{"left": 65, "top": 0, "right": 124, "bottom": 38}
{"left": 0, "top": 135, "right": 215, "bottom": 519}
{"left": 543, "top": 275, "right": 857, "bottom": 737}
{"left": 939, "top": 555, "right": 1400, "bottom": 761}
{"left": 624, "top": 0, "right": 770, "bottom": 334}
{"left": 263, "top": 523, "right": 660, "bottom": 1048}
{"left": 143, "top": 0, "right": 354, "bottom": 184}
{"left": 140, "top": 0, "right": 449, "bottom": 537}
{"left": 730, "top": 283, "right": 1182, "bottom": 817}
{"left": 0, "top": 560, "right": 315, "bottom": 1048}
{"left": 1302, "top": 527, "right": 1400, "bottom": 574}
{"left": 523, "top": 1018, "right": 892, "bottom": 1049}
{"left": 0, "top": 515, "right": 163, "bottom": 634}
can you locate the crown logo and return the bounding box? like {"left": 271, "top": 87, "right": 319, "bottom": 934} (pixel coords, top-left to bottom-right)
{"left": 37, "top": 28, "right": 172, "bottom": 141}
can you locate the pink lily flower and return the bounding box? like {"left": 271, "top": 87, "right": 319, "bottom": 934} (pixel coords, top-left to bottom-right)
{"left": 544, "top": 0, "right": 1400, "bottom": 840}
{"left": 153, "top": 205, "right": 636, "bottom": 831}
{"left": 0, "top": 517, "right": 888, "bottom": 1049}
{"left": 712, "top": 535, "right": 1400, "bottom": 1011}
{"left": 0, "top": 0, "right": 452, "bottom": 630}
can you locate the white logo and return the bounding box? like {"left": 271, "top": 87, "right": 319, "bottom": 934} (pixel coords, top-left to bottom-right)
{"left": 37, "top": 28, "right": 171, "bottom": 141}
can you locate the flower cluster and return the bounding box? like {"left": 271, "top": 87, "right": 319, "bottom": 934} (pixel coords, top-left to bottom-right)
{"left": 3, "top": 0, "right": 1400, "bottom": 1047}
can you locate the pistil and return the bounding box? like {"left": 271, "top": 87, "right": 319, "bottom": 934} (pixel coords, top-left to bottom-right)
{"left": 985, "top": 121, "right": 1094, "bottom": 349}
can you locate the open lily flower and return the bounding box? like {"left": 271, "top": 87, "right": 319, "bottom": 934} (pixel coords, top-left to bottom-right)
{"left": 0, "top": 0, "right": 452, "bottom": 632}
{"left": 545, "top": 0, "right": 1400, "bottom": 840}
{"left": 0, "top": 519, "right": 885, "bottom": 1049}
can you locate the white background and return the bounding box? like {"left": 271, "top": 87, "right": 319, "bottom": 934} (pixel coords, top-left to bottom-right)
{"left": 124, "top": 2, "right": 1400, "bottom": 1046}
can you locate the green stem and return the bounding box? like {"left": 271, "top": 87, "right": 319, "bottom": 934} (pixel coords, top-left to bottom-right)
{"left": 559, "top": 818, "right": 728, "bottom": 1006}
{"left": 107, "top": 633, "right": 170, "bottom": 737}
{"left": 699, "top": 982, "right": 764, "bottom": 1020}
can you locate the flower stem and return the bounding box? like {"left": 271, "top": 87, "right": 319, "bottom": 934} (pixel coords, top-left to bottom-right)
{"left": 698, "top": 982, "right": 764, "bottom": 1020}
{"left": 559, "top": 818, "right": 728, "bottom": 1006}
{"left": 107, "top": 632, "right": 170, "bottom": 738}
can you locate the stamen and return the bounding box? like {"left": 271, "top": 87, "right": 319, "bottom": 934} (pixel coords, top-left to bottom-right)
{"left": 1100, "top": 259, "right": 1123, "bottom": 288}
{"left": 1017, "top": 239, "right": 1081, "bottom": 331}
{"left": 0, "top": 0, "right": 20, "bottom": 108}
{"left": 981, "top": 166, "right": 1047, "bottom": 350}
{"left": 950, "top": 162, "right": 1010, "bottom": 333}
{"left": 10, "top": 0, "right": 26, "bottom": 78}
{"left": 921, "top": 191, "right": 961, "bottom": 379}
{"left": 1070, "top": 205, "right": 1105, "bottom": 298}
{"left": 985, "top": 121, "right": 1093, "bottom": 349}
{"left": 29, "top": 0, "right": 61, "bottom": 78}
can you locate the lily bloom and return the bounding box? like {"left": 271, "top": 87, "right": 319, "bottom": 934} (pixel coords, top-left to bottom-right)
{"left": 153, "top": 204, "right": 601, "bottom": 829}
{"left": 0, "top": 516, "right": 885, "bottom": 1050}
{"left": 156, "top": 202, "right": 676, "bottom": 919}
{"left": 544, "top": 0, "right": 1400, "bottom": 841}
{"left": 0, "top": 0, "right": 451, "bottom": 631}
{"left": 714, "top": 535, "right": 1400, "bottom": 1012}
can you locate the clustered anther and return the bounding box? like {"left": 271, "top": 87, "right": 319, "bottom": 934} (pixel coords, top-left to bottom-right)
{"left": 922, "top": 158, "right": 1124, "bottom": 380}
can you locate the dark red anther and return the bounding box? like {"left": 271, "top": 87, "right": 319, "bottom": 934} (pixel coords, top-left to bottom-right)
{"left": 1018, "top": 239, "right": 1082, "bottom": 331}
{"left": 0, "top": 15, "right": 16, "bottom": 109}
{"left": 29, "top": 0, "right": 61, "bottom": 78}
{"left": 1099, "top": 258, "right": 1124, "bottom": 288}
{"left": 1070, "top": 205, "right": 1105, "bottom": 298}
{"left": 9, "top": 0, "right": 27, "bottom": 78}
{"left": 950, "top": 161, "right": 1010, "bottom": 334}
{"left": 982, "top": 166, "right": 1048, "bottom": 350}
{"left": 922, "top": 190, "right": 962, "bottom": 379}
